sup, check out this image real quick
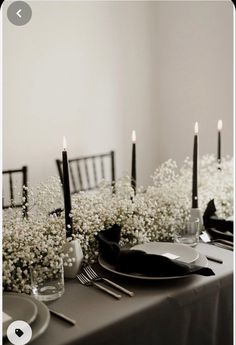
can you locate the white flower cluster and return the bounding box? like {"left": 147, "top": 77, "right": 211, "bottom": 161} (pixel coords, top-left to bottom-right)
{"left": 72, "top": 154, "right": 233, "bottom": 263}
{"left": 3, "top": 155, "right": 233, "bottom": 292}
{"left": 198, "top": 155, "right": 233, "bottom": 218}
{"left": 152, "top": 155, "right": 234, "bottom": 218}
{"left": 3, "top": 177, "right": 67, "bottom": 294}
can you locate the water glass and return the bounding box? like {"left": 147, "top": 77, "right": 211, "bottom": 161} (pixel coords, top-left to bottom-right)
{"left": 174, "top": 218, "right": 200, "bottom": 247}
{"left": 30, "top": 258, "right": 64, "bottom": 302}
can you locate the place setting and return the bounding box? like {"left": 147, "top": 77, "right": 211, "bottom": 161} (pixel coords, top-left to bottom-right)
{"left": 95, "top": 224, "right": 213, "bottom": 283}
{"left": 3, "top": 293, "right": 50, "bottom": 343}
{"left": 201, "top": 199, "right": 234, "bottom": 249}
{"left": 3, "top": 257, "right": 76, "bottom": 344}
{"left": 76, "top": 218, "right": 217, "bottom": 299}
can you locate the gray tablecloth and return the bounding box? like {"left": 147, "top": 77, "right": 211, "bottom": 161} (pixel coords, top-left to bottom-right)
{"left": 30, "top": 243, "right": 233, "bottom": 345}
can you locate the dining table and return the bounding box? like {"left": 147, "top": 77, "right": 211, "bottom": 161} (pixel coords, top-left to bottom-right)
{"left": 5, "top": 242, "right": 233, "bottom": 345}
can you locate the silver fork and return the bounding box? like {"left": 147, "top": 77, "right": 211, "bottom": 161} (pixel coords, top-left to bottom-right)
{"left": 84, "top": 266, "right": 134, "bottom": 297}
{"left": 76, "top": 273, "right": 122, "bottom": 299}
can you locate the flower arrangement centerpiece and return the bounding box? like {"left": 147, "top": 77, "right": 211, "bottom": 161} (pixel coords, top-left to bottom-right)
{"left": 3, "top": 155, "right": 233, "bottom": 293}
{"left": 3, "top": 177, "right": 67, "bottom": 293}
{"left": 71, "top": 154, "right": 233, "bottom": 264}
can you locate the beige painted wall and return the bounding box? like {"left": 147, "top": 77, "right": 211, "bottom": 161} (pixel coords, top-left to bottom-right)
{"left": 3, "top": 0, "right": 234, "bottom": 190}
{"left": 152, "top": 1, "right": 234, "bottom": 165}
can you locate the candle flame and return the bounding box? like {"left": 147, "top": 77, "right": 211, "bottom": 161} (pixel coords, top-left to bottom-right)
{"left": 218, "top": 120, "right": 223, "bottom": 131}
{"left": 132, "top": 130, "right": 136, "bottom": 143}
{"left": 194, "top": 122, "right": 199, "bottom": 134}
{"left": 63, "top": 136, "right": 67, "bottom": 150}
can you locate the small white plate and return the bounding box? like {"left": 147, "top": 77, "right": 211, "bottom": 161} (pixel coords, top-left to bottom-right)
{"left": 3, "top": 294, "right": 38, "bottom": 337}
{"left": 3, "top": 293, "right": 50, "bottom": 343}
{"left": 131, "top": 242, "right": 199, "bottom": 264}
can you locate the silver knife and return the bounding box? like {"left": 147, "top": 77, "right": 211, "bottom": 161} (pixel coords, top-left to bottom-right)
{"left": 49, "top": 309, "right": 76, "bottom": 325}
{"left": 212, "top": 242, "right": 233, "bottom": 251}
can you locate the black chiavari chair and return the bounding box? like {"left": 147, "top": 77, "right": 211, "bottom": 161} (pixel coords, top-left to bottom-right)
{"left": 56, "top": 151, "right": 115, "bottom": 194}
{"left": 2, "top": 166, "right": 28, "bottom": 218}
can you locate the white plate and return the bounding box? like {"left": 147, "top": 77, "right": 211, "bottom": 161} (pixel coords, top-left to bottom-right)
{"left": 131, "top": 242, "right": 199, "bottom": 264}
{"left": 98, "top": 251, "right": 207, "bottom": 280}
{"left": 3, "top": 293, "right": 50, "bottom": 343}
{"left": 3, "top": 295, "right": 38, "bottom": 336}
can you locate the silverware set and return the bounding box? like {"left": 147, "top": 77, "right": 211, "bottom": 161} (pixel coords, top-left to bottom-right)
{"left": 201, "top": 231, "right": 234, "bottom": 251}
{"left": 84, "top": 266, "right": 134, "bottom": 296}
{"left": 210, "top": 240, "right": 233, "bottom": 251}
{"left": 77, "top": 265, "right": 134, "bottom": 299}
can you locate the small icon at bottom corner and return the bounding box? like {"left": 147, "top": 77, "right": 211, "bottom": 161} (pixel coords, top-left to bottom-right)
{"left": 7, "top": 320, "right": 32, "bottom": 345}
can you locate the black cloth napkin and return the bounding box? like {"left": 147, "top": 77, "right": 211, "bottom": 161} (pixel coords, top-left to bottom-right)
{"left": 96, "top": 225, "right": 214, "bottom": 277}
{"left": 203, "top": 199, "right": 233, "bottom": 234}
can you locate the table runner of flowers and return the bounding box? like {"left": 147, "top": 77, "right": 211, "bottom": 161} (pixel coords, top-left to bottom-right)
{"left": 3, "top": 154, "right": 233, "bottom": 293}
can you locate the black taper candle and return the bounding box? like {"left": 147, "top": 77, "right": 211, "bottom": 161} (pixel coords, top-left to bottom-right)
{"left": 62, "top": 137, "right": 73, "bottom": 237}
{"left": 217, "top": 120, "right": 222, "bottom": 165}
{"left": 192, "top": 122, "right": 198, "bottom": 209}
{"left": 131, "top": 130, "right": 136, "bottom": 194}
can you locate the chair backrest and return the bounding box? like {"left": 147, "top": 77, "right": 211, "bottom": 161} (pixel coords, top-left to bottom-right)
{"left": 56, "top": 151, "right": 115, "bottom": 194}
{"left": 2, "top": 166, "right": 28, "bottom": 218}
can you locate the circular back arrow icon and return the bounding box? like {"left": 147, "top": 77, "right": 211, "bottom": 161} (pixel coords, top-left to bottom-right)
{"left": 7, "top": 2, "right": 32, "bottom": 26}
{"left": 16, "top": 9, "right": 22, "bottom": 18}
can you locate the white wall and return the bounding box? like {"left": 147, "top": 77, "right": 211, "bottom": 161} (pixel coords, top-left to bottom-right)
{"left": 152, "top": 1, "right": 234, "bottom": 165}
{"left": 3, "top": 0, "right": 234, "bottom": 190}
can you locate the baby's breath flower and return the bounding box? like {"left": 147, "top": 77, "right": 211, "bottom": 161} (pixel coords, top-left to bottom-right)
{"left": 3, "top": 156, "right": 233, "bottom": 292}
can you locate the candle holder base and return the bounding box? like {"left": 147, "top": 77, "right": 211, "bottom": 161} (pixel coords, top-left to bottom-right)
{"left": 190, "top": 208, "right": 203, "bottom": 230}
{"left": 63, "top": 239, "right": 83, "bottom": 278}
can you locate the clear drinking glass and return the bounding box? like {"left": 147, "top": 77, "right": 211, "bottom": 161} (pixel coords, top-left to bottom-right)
{"left": 174, "top": 218, "right": 200, "bottom": 247}
{"left": 30, "top": 258, "right": 64, "bottom": 302}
